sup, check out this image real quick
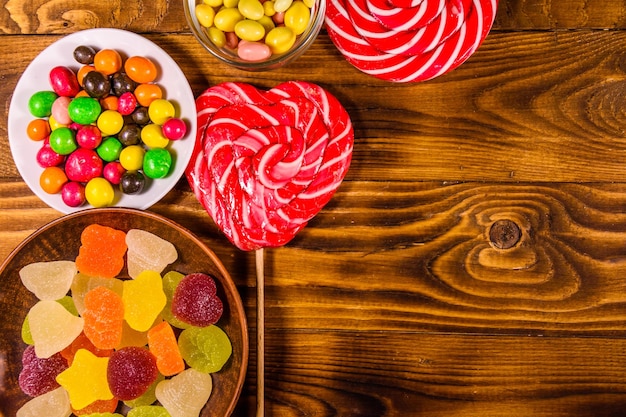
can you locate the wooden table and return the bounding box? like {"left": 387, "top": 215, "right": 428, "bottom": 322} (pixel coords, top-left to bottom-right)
{"left": 3, "top": 1, "right": 626, "bottom": 415}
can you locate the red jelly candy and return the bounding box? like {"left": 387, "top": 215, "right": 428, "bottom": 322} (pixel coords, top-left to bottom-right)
{"left": 107, "top": 346, "right": 158, "bottom": 401}
{"left": 19, "top": 345, "right": 68, "bottom": 397}
{"left": 171, "top": 273, "right": 223, "bottom": 327}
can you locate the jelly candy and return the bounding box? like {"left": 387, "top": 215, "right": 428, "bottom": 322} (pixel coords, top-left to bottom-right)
{"left": 155, "top": 368, "right": 213, "bottom": 417}
{"left": 75, "top": 224, "right": 127, "bottom": 278}
{"left": 127, "top": 405, "right": 172, "bottom": 417}
{"left": 71, "top": 273, "right": 123, "bottom": 315}
{"left": 119, "top": 320, "right": 150, "bottom": 348}
{"left": 19, "top": 345, "right": 68, "bottom": 397}
{"left": 125, "top": 229, "right": 177, "bottom": 279}
{"left": 123, "top": 270, "right": 167, "bottom": 332}
{"left": 16, "top": 386, "right": 72, "bottom": 417}
{"left": 79, "top": 413, "right": 123, "bottom": 417}
{"left": 83, "top": 286, "right": 124, "bottom": 349}
{"left": 19, "top": 260, "right": 77, "bottom": 301}
{"left": 71, "top": 397, "right": 118, "bottom": 415}
{"left": 29, "top": 300, "right": 84, "bottom": 358}
{"left": 162, "top": 271, "right": 191, "bottom": 330}
{"left": 107, "top": 346, "right": 158, "bottom": 401}
{"left": 148, "top": 321, "right": 185, "bottom": 376}
{"left": 178, "top": 325, "right": 232, "bottom": 373}
{"left": 123, "top": 373, "right": 165, "bottom": 408}
{"left": 56, "top": 349, "right": 113, "bottom": 410}
{"left": 171, "top": 273, "right": 223, "bottom": 327}
{"left": 22, "top": 296, "right": 78, "bottom": 346}
{"left": 60, "top": 332, "right": 113, "bottom": 366}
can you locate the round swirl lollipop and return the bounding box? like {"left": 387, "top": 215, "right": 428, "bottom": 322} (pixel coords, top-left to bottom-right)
{"left": 186, "top": 81, "right": 354, "bottom": 416}
{"left": 325, "top": 0, "right": 498, "bottom": 82}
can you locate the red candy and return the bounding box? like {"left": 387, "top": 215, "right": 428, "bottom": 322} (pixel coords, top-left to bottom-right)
{"left": 49, "top": 66, "right": 80, "bottom": 97}
{"left": 19, "top": 345, "right": 68, "bottom": 397}
{"left": 186, "top": 81, "right": 354, "bottom": 250}
{"left": 107, "top": 346, "right": 158, "bottom": 401}
{"left": 65, "top": 148, "right": 103, "bottom": 182}
{"left": 172, "top": 273, "right": 223, "bottom": 327}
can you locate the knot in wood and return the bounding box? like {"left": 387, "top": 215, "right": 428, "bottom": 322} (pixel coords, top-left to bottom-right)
{"left": 489, "top": 220, "right": 521, "bottom": 249}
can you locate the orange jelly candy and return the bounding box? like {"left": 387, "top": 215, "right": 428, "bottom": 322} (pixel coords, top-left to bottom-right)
{"left": 60, "top": 332, "right": 113, "bottom": 366}
{"left": 75, "top": 224, "right": 127, "bottom": 278}
{"left": 83, "top": 286, "right": 125, "bottom": 350}
{"left": 147, "top": 321, "right": 185, "bottom": 376}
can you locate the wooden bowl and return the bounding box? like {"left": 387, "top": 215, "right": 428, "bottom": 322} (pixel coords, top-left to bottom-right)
{"left": 0, "top": 208, "right": 248, "bottom": 416}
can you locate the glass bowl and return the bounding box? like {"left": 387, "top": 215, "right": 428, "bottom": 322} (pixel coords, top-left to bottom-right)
{"left": 183, "top": 0, "right": 326, "bottom": 71}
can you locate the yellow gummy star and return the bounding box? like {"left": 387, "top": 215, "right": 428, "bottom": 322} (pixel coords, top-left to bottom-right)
{"left": 55, "top": 348, "right": 113, "bottom": 410}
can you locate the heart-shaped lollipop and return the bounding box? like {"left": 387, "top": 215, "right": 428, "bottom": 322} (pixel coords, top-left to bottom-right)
{"left": 186, "top": 81, "right": 354, "bottom": 251}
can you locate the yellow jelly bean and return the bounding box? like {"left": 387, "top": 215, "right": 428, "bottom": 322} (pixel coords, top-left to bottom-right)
{"left": 273, "top": 0, "right": 293, "bottom": 13}
{"left": 214, "top": 7, "right": 244, "bottom": 32}
{"left": 265, "top": 26, "right": 296, "bottom": 54}
{"left": 257, "top": 15, "right": 276, "bottom": 34}
{"left": 303, "top": 0, "right": 315, "bottom": 8}
{"left": 208, "top": 26, "right": 227, "bottom": 47}
{"left": 204, "top": 0, "right": 223, "bottom": 7}
{"left": 263, "top": 0, "right": 276, "bottom": 16}
{"left": 223, "top": 0, "right": 239, "bottom": 8}
{"left": 195, "top": 4, "right": 216, "bottom": 27}
{"left": 284, "top": 1, "right": 310, "bottom": 35}
{"left": 238, "top": 0, "right": 265, "bottom": 20}
{"left": 119, "top": 145, "right": 145, "bottom": 171}
{"left": 235, "top": 19, "right": 266, "bottom": 42}
{"left": 141, "top": 123, "right": 170, "bottom": 148}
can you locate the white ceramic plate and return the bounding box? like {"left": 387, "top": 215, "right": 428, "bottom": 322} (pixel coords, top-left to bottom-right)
{"left": 8, "top": 28, "right": 197, "bottom": 213}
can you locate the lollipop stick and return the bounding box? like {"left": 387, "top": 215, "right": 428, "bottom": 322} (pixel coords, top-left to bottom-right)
{"left": 256, "top": 248, "right": 265, "bottom": 416}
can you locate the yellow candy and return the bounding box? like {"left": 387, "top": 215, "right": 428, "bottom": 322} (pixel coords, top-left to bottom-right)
{"left": 214, "top": 7, "right": 244, "bottom": 32}
{"left": 195, "top": 3, "right": 216, "bottom": 27}
{"left": 223, "top": 0, "right": 239, "bottom": 8}
{"left": 257, "top": 15, "right": 276, "bottom": 34}
{"left": 273, "top": 0, "right": 293, "bottom": 13}
{"left": 238, "top": 0, "right": 265, "bottom": 20}
{"left": 148, "top": 99, "right": 176, "bottom": 125}
{"left": 303, "top": 0, "right": 315, "bottom": 8}
{"left": 48, "top": 115, "right": 66, "bottom": 130}
{"left": 235, "top": 19, "right": 266, "bottom": 42}
{"left": 123, "top": 270, "right": 167, "bottom": 332}
{"left": 97, "top": 110, "right": 124, "bottom": 136}
{"left": 265, "top": 26, "right": 296, "bottom": 54}
{"left": 141, "top": 123, "right": 170, "bottom": 148}
{"left": 85, "top": 177, "right": 115, "bottom": 208}
{"left": 263, "top": 0, "right": 276, "bottom": 16}
{"left": 208, "top": 27, "right": 227, "bottom": 47}
{"left": 284, "top": 1, "right": 310, "bottom": 35}
{"left": 119, "top": 145, "right": 145, "bottom": 171}
{"left": 204, "top": 0, "right": 223, "bottom": 6}
{"left": 56, "top": 349, "right": 113, "bottom": 410}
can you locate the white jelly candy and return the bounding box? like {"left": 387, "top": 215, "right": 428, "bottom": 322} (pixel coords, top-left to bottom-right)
{"left": 19, "top": 261, "right": 77, "bottom": 301}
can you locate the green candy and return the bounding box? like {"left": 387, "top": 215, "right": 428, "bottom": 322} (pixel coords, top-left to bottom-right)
{"left": 143, "top": 148, "right": 172, "bottom": 179}
{"left": 97, "top": 137, "right": 123, "bottom": 162}
{"left": 28, "top": 91, "right": 58, "bottom": 118}
{"left": 178, "top": 325, "right": 232, "bottom": 373}
{"left": 49, "top": 127, "right": 77, "bottom": 155}
{"left": 68, "top": 96, "right": 102, "bottom": 125}
{"left": 127, "top": 405, "right": 172, "bottom": 417}
{"left": 124, "top": 373, "right": 165, "bottom": 408}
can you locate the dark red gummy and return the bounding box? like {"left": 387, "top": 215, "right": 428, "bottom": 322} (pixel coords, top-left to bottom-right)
{"left": 19, "top": 345, "right": 69, "bottom": 397}
{"left": 107, "top": 346, "right": 158, "bottom": 401}
{"left": 171, "top": 273, "right": 223, "bottom": 327}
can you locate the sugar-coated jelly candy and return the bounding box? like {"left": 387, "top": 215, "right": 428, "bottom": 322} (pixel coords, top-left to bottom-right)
{"left": 125, "top": 229, "right": 178, "bottom": 279}
{"left": 71, "top": 397, "right": 118, "bottom": 415}
{"left": 83, "top": 286, "right": 124, "bottom": 349}
{"left": 123, "top": 270, "right": 167, "bottom": 332}
{"left": 75, "top": 224, "right": 127, "bottom": 278}
{"left": 155, "top": 368, "right": 213, "bottom": 417}
{"left": 16, "top": 386, "right": 72, "bottom": 417}
{"left": 19, "top": 260, "right": 77, "bottom": 301}
{"left": 19, "top": 345, "right": 68, "bottom": 397}
{"left": 119, "top": 320, "right": 150, "bottom": 348}
{"left": 56, "top": 349, "right": 113, "bottom": 410}
{"left": 172, "top": 273, "right": 223, "bottom": 327}
{"left": 22, "top": 296, "right": 79, "bottom": 347}
{"left": 124, "top": 373, "right": 165, "bottom": 408}
{"left": 29, "top": 300, "right": 84, "bottom": 358}
{"left": 60, "top": 332, "right": 113, "bottom": 366}
{"left": 107, "top": 346, "right": 158, "bottom": 401}
{"left": 178, "top": 325, "right": 232, "bottom": 373}
{"left": 71, "top": 273, "right": 124, "bottom": 315}
{"left": 162, "top": 271, "right": 191, "bottom": 330}
{"left": 128, "top": 405, "right": 172, "bottom": 417}
{"left": 148, "top": 321, "right": 185, "bottom": 376}
{"left": 78, "top": 413, "right": 123, "bottom": 417}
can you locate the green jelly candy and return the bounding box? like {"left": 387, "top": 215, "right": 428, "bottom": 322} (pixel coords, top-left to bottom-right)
{"left": 127, "top": 405, "right": 172, "bottom": 417}
{"left": 97, "top": 137, "right": 123, "bottom": 162}
{"left": 49, "top": 127, "right": 77, "bottom": 155}
{"left": 162, "top": 271, "right": 191, "bottom": 330}
{"left": 178, "top": 325, "right": 232, "bottom": 373}
{"left": 143, "top": 148, "right": 172, "bottom": 179}
{"left": 124, "top": 373, "right": 165, "bottom": 408}
{"left": 68, "top": 96, "right": 102, "bottom": 125}
{"left": 28, "top": 91, "right": 58, "bottom": 118}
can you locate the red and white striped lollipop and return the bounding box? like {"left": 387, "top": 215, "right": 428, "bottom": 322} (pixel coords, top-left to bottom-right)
{"left": 325, "top": 0, "right": 498, "bottom": 82}
{"left": 186, "top": 81, "right": 354, "bottom": 251}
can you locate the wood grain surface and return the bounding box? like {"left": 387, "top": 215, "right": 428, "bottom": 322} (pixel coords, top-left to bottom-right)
{"left": 3, "top": 0, "right": 626, "bottom": 416}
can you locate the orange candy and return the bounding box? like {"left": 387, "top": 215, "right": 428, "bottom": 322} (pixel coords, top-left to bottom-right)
{"left": 94, "top": 49, "right": 122, "bottom": 75}
{"left": 100, "top": 95, "right": 119, "bottom": 111}
{"left": 77, "top": 65, "right": 96, "bottom": 86}
{"left": 39, "top": 166, "right": 68, "bottom": 194}
{"left": 83, "top": 286, "right": 125, "bottom": 350}
{"left": 147, "top": 321, "right": 185, "bottom": 376}
{"left": 60, "top": 332, "right": 113, "bottom": 366}
{"left": 125, "top": 56, "right": 158, "bottom": 84}
{"left": 75, "top": 224, "right": 127, "bottom": 278}
{"left": 27, "top": 119, "right": 51, "bottom": 141}
{"left": 71, "top": 397, "right": 118, "bottom": 416}
{"left": 134, "top": 83, "right": 163, "bottom": 107}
